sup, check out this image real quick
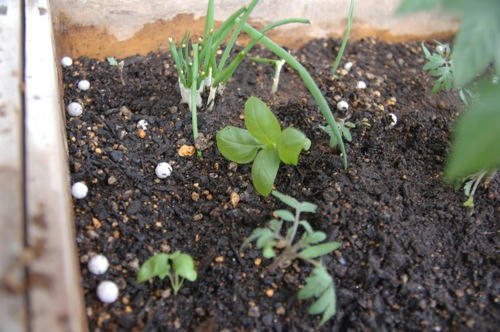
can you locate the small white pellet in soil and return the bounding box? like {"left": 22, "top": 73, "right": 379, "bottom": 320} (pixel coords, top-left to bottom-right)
{"left": 67, "top": 102, "right": 83, "bottom": 117}
{"left": 155, "top": 162, "right": 172, "bottom": 179}
{"left": 88, "top": 255, "right": 109, "bottom": 275}
{"left": 78, "top": 79, "right": 90, "bottom": 91}
{"left": 137, "top": 119, "right": 148, "bottom": 130}
{"left": 389, "top": 113, "right": 398, "bottom": 127}
{"left": 343, "top": 61, "right": 353, "bottom": 71}
{"left": 97, "top": 281, "right": 119, "bottom": 304}
{"left": 61, "top": 56, "right": 73, "bottom": 67}
{"left": 337, "top": 100, "right": 349, "bottom": 111}
{"left": 71, "top": 182, "right": 88, "bottom": 199}
{"left": 436, "top": 45, "right": 445, "bottom": 54}
{"left": 356, "top": 81, "right": 367, "bottom": 89}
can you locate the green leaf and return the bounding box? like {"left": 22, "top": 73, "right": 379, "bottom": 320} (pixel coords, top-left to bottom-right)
{"left": 341, "top": 126, "right": 352, "bottom": 142}
{"left": 171, "top": 253, "right": 197, "bottom": 282}
{"left": 298, "top": 201, "right": 317, "bottom": 213}
{"left": 396, "top": 0, "right": 440, "bottom": 14}
{"left": 445, "top": 81, "right": 500, "bottom": 181}
{"left": 269, "top": 219, "right": 283, "bottom": 233}
{"left": 299, "top": 220, "right": 314, "bottom": 234}
{"left": 256, "top": 228, "right": 275, "bottom": 249}
{"left": 107, "top": 57, "right": 118, "bottom": 66}
{"left": 241, "top": 227, "right": 268, "bottom": 249}
{"left": 300, "top": 242, "right": 341, "bottom": 259}
{"left": 271, "top": 190, "right": 300, "bottom": 209}
{"left": 136, "top": 253, "right": 171, "bottom": 283}
{"left": 244, "top": 96, "right": 281, "bottom": 145}
{"left": 277, "top": 127, "right": 311, "bottom": 165}
{"left": 263, "top": 241, "right": 276, "bottom": 258}
{"left": 252, "top": 148, "right": 281, "bottom": 196}
{"left": 298, "top": 267, "right": 336, "bottom": 324}
{"left": 305, "top": 231, "right": 327, "bottom": 244}
{"left": 452, "top": 13, "right": 499, "bottom": 87}
{"left": 273, "top": 209, "right": 295, "bottom": 222}
{"left": 216, "top": 126, "right": 262, "bottom": 163}
{"left": 298, "top": 267, "right": 332, "bottom": 300}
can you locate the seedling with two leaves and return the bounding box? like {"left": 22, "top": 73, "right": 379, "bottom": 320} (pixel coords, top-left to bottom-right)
{"left": 216, "top": 97, "right": 311, "bottom": 196}
{"left": 107, "top": 57, "right": 125, "bottom": 86}
{"left": 241, "top": 190, "right": 341, "bottom": 325}
{"left": 136, "top": 251, "right": 197, "bottom": 295}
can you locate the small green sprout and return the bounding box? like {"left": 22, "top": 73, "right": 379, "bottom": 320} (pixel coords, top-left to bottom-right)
{"left": 331, "top": 0, "right": 354, "bottom": 77}
{"left": 137, "top": 251, "right": 197, "bottom": 295}
{"left": 241, "top": 190, "right": 341, "bottom": 325}
{"left": 216, "top": 97, "right": 311, "bottom": 196}
{"left": 421, "top": 41, "right": 454, "bottom": 94}
{"left": 456, "top": 170, "right": 496, "bottom": 215}
{"left": 106, "top": 57, "right": 125, "bottom": 85}
{"left": 320, "top": 117, "right": 355, "bottom": 149}
{"left": 250, "top": 56, "right": 286, "bottom": 94}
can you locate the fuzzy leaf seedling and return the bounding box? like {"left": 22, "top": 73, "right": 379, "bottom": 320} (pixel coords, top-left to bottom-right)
{"left": 137, "top": 251, "right": 197, "bottom": 295}
{"left": 320, "top": 118, "right": 355, "bottom": 149}
{"left": 216, "top": 97, "right": 311, "bottom": 196}
{"left": 107, "top": 57, "right": 126, "bottom": 85}
{"left": 241, "top": 190, "right": 341, "bottom": 324}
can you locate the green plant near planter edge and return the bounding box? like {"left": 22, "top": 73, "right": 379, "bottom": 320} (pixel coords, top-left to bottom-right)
{"left": 397, "top": 0, "right": 500, "bottom": 201}
{"left": 216, "top": 97, "right": 311, "bottom": 196}
{"left": 137, "top": 251, "right": 197, "bottom": 295}
{"left": 241, "top": 190, "right": 341, "bottom": 325}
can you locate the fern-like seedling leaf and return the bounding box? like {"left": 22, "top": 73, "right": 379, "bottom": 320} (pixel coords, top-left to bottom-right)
{"left": 298, "top": 267, "right": 336, "bottom": 325}
{"left": 271, "top": 190, "right": 300, "bottom": 209}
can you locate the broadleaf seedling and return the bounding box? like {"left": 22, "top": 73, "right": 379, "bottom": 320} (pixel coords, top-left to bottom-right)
{"left": 241, "top": 190, "right": 341, "bottom": 325}
{"left": 107, "top": 57, "right": 125, "bottom": 86}
{"left": 216, "top": 97, "right": 311, "bottom": 196}
{"left": 137, "top": 251, "right": 197, "bottom": 295}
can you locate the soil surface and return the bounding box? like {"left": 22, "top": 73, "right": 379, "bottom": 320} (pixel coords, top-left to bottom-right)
{"left": 63, "top": 38, "right": 499, "bottom": 331}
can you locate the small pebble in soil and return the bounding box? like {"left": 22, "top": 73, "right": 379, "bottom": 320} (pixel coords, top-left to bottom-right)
{"left": 110, "top": 150, "right": 123, "bottom": 163}
{"left": 137, "top": 129, "right": 146, "bottom": 139}
{"left": 356, "top": 81, "right": 367, "bottom": 89}
{"left": 389, "top": 113, "right": 398, "bottom": 127}
{"left": 96, "top": 280, "right": 119, "bottom": 304}
{"left": 61, "top": 56, "right": 73, "bottom": 67}
{"left": 136, "top": 119, "right": 148, "bottom": 130}
{"left": 155, "top": 162, "right": 172, "bottom": 179}
{"left": 78, "top": 79, "right": 90, "bottom": 91}
{"left": 88, "top": 254, "right": 109, "bottom": 275}
{"left": 344, "top": 61, "right": 353, "bottom": 71}
{"left": 230, "top": 192, "right": 240, "bottom": 208}
{"left": 337, "top": 100, "right": 349, "bottom": 111}
{"left": 71, "top": 182, "right": 88, "bottom": 199}
{"left": 67, "top": 102, "right": 83, "bottom": 117}
{"left": 178, "top": 145, "right": 195, "bottom": 157}
{"left": 436, "top": 44, "right": 446, "bottom": 54}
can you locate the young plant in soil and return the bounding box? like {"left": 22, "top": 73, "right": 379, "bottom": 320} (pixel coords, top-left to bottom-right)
{"left": 331, "top": 0, "right": 354, "bottom": 78}
{"left": 320, "top": 117, "right": 356, "bottom": 149}
{"left": 106, "top": 57, "right": 125, "bottom": 86}
{"left": 137, "top": 251, "right": 197, "bottom": 295}
{"left": 241, "top": 190, "right": 341, "bottom": 325}
{"left": 169, "top": 0, "right": 348, "bottom": 167}
{"left": 250, "top": 56, "right": 286, "bottom": 94}
{"left": 398, "top": 0, "right": 500, "bottom": 213}
{"left": 216, "top": 96, "right": 311, "bottom": 196}
{"left": 421, "top": 40, "right": 498, "bottom": 213}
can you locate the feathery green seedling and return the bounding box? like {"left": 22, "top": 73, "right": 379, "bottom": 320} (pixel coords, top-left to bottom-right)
{"left": 137, "top": 251, "right": 197, "bottom": 295}
{"left": 238, "top": 21, "right": 348, "bottom": 168}
{"left": 107, "top": 57, "right": 125, "bottom": 85}
{"left": 216, "top": 97, "right": 311, "bottom": 196}
{"left": 320, "top": 117, "right": 355, "bottom": 149}
{"left": 250, "top": 56, "right": 286, "bottom": 94}
{"left": 331, "top": 0, "right": 355, "bottom": 77}
{"left": 241, "top": 190, "right": 341, "bottom": 325}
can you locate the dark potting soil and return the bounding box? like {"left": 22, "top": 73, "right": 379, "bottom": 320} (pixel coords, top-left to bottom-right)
{"left": 63, "top": 38, "right": 499, "bottom": 331}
